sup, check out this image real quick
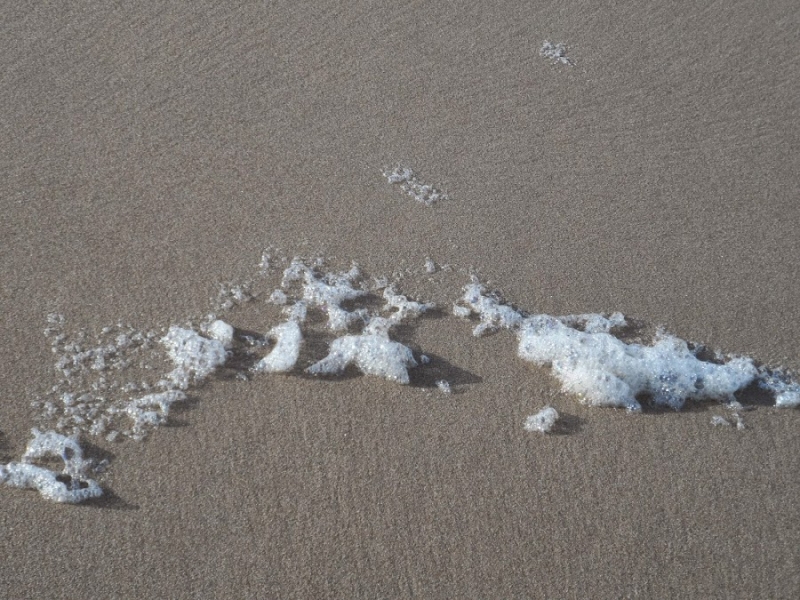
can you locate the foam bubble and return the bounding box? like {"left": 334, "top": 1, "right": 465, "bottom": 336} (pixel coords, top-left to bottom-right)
{"left": 436, "top": 380, "right": 452, "bottom": 394}
{"left": 524, "top": 406, "right": 559, "bottom": 433}
{"left": 204, "top": 320, "right": 235, "bottom": 349}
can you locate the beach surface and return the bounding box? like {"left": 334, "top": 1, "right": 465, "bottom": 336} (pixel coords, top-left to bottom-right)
{"left": 1, "top": 2, "right": 798, "bottom": 598}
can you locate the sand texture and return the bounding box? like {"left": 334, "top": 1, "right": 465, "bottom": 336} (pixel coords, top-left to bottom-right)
{"left": 1, "top": 2, "right": 798, "bottom": 598}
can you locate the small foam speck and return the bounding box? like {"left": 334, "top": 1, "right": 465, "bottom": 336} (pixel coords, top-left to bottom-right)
{"left": 540, "top": 41, "right": 573, "bottom": 65}
{"left": 525, "top": 406, "right": 559, "bottom": 433}
{"left": 383, "top": 165, "right": 448, "bottom": 205}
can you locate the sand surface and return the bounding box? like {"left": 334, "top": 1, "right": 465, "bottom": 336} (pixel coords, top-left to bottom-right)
{"left": 1, "top": 2, "right": 798, "bottom": 598}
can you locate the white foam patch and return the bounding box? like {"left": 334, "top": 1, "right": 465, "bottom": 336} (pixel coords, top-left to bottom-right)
{"left": 123, "top": 391, "right": 187, "bottom": 441}
{"left": 0, "top": 429, "right": 102, "bottom": 503}
{"left": 524, "top": 406, "right": 559, "bottom": 433}
{"left": 436, "top": 380, "right": 452, "bottom": 394}
{"left": 519, "top": 320, "right": 757, "bottom": 411}
{"left": 457, "top": 281, "right": 763, "bottom": 411}
{"left": 253, "top": 303, "right": 307, "bottom": 374}
{"left": 382, "top": 286, "right": 435, "bottom": 323}
{"left": 160, "top": 326, "right": 228, "bottom": 390}
{"left": 540, "top": 41, "right": 573, "bottom": 65}
{"left": 383, "top": 165, "right": 448, "bottom": 205}
{"left": 204, "top": 319, "right": 235, "bottom": 349}
{"left": 460, "top": 280, "right": 526, "bottom": 336}
{"left": 281, "top": 259, "right": 367, "bottom": 331}
{"left": 307, "top": 317, "right": 418, "bottom": 384}
{"left": 758, "top": 369, "right": 800, "bottom": 408}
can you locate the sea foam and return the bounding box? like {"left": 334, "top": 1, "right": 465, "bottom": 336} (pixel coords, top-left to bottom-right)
{"left": 0, "top": 429, "right": 102, "bottom": 503}
{"left": 307, "top": 317, "right": 419, "bottom": 384}
{"left": 11, "top": 253, "right": 798, "bottom": 505}
{"left": 456, "top": 279, "right": 792, "bottom": 412}
{"left": 540, "top": 41, "right": 573, "bottom": 65}
{"left": 160, "top": 326, "right": 228, "bottom": 390}
{"left": 383, "top": 165, "right": 448, "bottom": 206}
{"left": 524, "top": 406, "right": 559, "bottom": 433}
{"left": 252, "top": 303, "right": 307, "bottom": 373}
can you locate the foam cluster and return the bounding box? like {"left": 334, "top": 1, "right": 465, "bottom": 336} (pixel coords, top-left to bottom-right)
{"left": 35, "top": 315, "right": 197, "bottom": 442}
{"left": 307, "top": 317, "right": 419, "bottom": 384}
{"left": 383, "top": 165, "right": 448, "bottom": 206}
{"left": 0, "top": 429, "right": 102, "bottom": 503}
{"left": 260, "top": 259, "right": 434, "bottom": 383}
{"left": 540, "top": 41, "right": 573, "bottom": 65}
{"left": 160, "top": 326, "right": 229, "bottom": 390}
{"left": 282, "top": 259, "right": 367, "bottom": 331}
{"left": 123, "top": 391, "right": 188, "bottom": 441}
{"left": 455, "top": 280, "right": 795, "bottom": 412}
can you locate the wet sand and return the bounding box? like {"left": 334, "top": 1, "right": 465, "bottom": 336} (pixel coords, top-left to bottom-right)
{"left": 1, "top": 2, "right": 798, "bottom": 598}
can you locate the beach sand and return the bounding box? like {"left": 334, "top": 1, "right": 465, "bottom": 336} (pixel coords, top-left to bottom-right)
{"left": 1, "top": 2, "right": 798, "bottom": 598}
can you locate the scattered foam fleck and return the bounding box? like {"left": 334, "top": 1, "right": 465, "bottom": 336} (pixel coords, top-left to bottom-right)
{"left": 540, "top": 41, "right": 573, "bottom": 65}
{"left": 383, "top": 165, "right": 449, "bottom": 205}
{"left": 436, "top": 380, "right": 452, "bottom": 394}
{"left": 711, "top": 414, "right": 745, "bottom": 431}
{"left": 734, "top": 413, "right": 745, "bottom": 430}
{"left": 525, "top": 406, "right": 559, "bottom": 433}
{"left": 123, "top": 391, "right": 187, "bottom": 441}
{"left": 425, "top": 258, "right": 437, "bottom": 274}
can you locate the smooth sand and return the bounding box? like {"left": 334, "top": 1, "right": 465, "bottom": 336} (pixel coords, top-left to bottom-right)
{"left": 1, "top": 2, "right": 798, "bottom": 598}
